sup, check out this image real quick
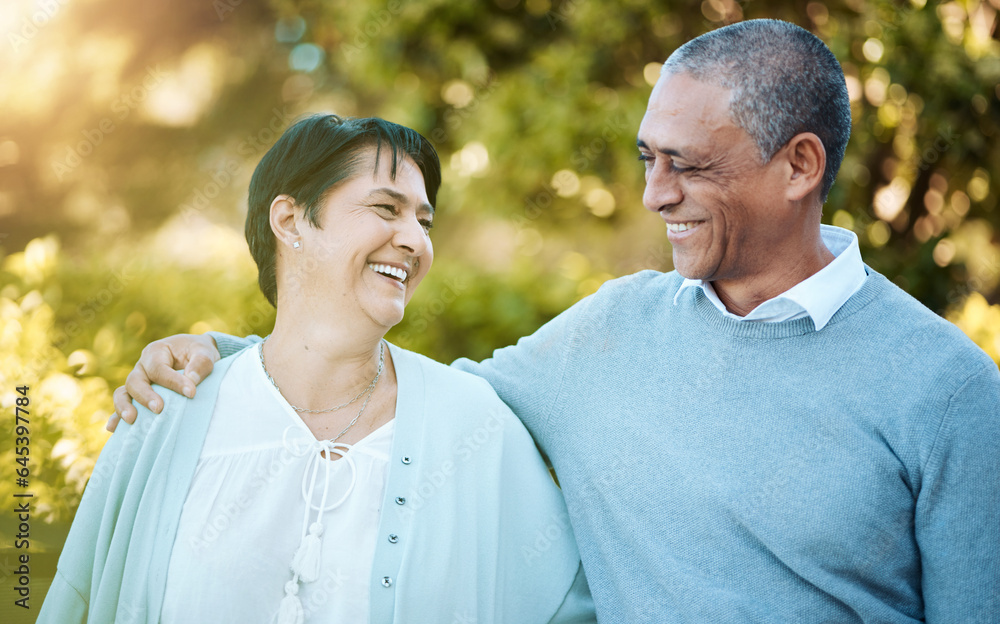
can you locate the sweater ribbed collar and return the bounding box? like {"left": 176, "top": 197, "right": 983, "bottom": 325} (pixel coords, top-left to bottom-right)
{"left": 680, "top": 268, "right": 888, "bottom": 339}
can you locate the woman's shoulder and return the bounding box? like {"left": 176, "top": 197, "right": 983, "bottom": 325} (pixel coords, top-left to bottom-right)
{"left": 388, "top": 344, "right": 550, "bottom": 477}
{"left": 116, "top": 352, "right": 239, "bottom": 442}
{"left": 116, "top": 383, "right": 187, "bottom": 439}
{"left": 389, "top": 343, "right": 500, "bottom": 398}
{"left": 388, "top": 342, "right": 522, "bottom": 439}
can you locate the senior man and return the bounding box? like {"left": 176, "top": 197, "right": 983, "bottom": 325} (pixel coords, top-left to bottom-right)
{"left": 111, "top": 19, "right": 999, "bottom": 623}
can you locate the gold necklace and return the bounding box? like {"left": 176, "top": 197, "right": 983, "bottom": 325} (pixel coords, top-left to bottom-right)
{"left": 259, "top": 338, "right": 385, "bottom": 441}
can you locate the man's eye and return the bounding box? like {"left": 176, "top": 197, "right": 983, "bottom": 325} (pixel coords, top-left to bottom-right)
{"left": 373, "top": 203, "right": 398, "bottom": 215}
{"left": 639, "top": 153, "right": 692, "bottom": 173}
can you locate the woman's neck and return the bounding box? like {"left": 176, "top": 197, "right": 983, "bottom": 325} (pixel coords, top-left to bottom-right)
{"left": 262, "top": 315, "right": 388, "bottom": 413}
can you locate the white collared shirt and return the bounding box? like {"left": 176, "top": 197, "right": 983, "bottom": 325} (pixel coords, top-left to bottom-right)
{"left": 672, "top": 225, "right": 867, "bottom": 331}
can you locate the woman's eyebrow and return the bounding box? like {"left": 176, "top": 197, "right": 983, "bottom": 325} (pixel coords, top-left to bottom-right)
{"left": 366, "top": 188, "right": 434, "bottom": 214}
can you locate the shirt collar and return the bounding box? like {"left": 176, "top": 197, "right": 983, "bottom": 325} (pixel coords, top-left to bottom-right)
{"left": 672, "top": 225, "right": 867, "bottom": 331}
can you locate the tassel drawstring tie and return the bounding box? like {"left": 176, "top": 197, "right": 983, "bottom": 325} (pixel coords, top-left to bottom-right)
{"left": 277, "top": 428, "right": 358, "bottom": 623}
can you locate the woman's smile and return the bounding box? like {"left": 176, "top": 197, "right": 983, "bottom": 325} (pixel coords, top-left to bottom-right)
{"left": 368, "top": 262, "right": 409, "bottom": 283}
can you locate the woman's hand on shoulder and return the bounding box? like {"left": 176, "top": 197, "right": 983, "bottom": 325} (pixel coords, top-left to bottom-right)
{"left": 107, "top": 333, "right": 220, "bottom": 432}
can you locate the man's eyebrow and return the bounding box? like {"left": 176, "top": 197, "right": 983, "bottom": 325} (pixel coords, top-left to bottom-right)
{"left": 636, "top": 139, "right": 683, "bottom": 159}
{"left": 366, "top": 187, "right": 434, "bottom": 214}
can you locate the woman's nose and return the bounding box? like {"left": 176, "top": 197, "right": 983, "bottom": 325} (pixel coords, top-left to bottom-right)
{"left": 393, "top": 214, "right": 429, "bottom": 256}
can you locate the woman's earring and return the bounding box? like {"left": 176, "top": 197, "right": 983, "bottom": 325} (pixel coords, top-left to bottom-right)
{"left": 292, "top": 241, "right": 301, "bottom": 249}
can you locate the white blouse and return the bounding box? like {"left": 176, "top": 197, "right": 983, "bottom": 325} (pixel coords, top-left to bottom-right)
{"left": 161, "top": 345, "right": 394, "bottom": 623}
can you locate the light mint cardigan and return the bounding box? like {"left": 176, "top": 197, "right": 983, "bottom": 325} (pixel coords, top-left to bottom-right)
{"left": 39, "top": 344, "right": 595, "bottom": 623}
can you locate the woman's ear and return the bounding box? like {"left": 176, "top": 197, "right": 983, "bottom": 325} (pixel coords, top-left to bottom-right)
{"left": 782, "top": 132, "right": 826, "bottom": 203}
{"left": 269, "top": 195, "right": 301, "bottom": 249}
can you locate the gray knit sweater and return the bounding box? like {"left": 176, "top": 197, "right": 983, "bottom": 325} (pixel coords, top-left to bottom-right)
{"left": 453, "top": 269, "right": 1000, "bottom": 624}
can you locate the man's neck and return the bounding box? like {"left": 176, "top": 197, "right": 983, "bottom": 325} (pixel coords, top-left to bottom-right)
{"left": 712, "top": 236, "right": 835, "bottom": 317}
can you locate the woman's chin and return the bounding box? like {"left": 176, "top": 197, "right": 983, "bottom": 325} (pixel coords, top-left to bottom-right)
{"left": 372, "top": 304, "right": 406, "bottom": 330}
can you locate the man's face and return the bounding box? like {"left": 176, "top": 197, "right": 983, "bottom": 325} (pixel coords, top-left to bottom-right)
{"left": 637, "top": 71, "right": 790, "bottom": 284}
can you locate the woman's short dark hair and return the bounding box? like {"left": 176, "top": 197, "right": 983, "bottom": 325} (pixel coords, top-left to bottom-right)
{"left": 245, "top": 114, "right": 442, "bottom": 306}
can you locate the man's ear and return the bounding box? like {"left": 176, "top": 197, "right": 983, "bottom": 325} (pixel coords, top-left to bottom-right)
{"left": 269, "top": 195, "right": 301, "bottom": 248}
{"left": 781, "top": 132, "right": 826, "bottom": 203}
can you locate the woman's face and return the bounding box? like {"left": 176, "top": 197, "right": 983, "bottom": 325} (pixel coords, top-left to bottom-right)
{"left": 288, "top": 149, "right": 434, "bottom": 330}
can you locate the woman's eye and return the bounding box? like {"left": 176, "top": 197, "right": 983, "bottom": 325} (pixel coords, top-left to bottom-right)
{"left": 420, "top": 219, "right": 434, "bottom": 231}
{"left": 374, "top": 203, "right": 398, "bottom": 215}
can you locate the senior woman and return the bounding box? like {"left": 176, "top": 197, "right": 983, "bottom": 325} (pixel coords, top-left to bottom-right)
{"left": 39, "top": 115, "right": 593, "bottom": 623}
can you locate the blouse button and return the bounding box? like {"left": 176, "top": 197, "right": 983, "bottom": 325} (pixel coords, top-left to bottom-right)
{"left": 388, "top": 534, "right": 399, "bottom": 544}
{"left": 381, "top": 576, "right": 393, "bottom": 588}
{"left": 395, "top": 497, "right": 406, "bottom": 505}
{"left": 401, "top": 456, "right": 412, "bottom": 465}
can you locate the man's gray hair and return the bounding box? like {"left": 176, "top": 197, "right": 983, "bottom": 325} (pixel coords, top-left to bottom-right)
{"left": 662, "top": 19, "right": 851, "bottom": 201}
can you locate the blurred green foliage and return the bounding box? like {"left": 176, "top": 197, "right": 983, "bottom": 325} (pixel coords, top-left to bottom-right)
{"left": 1, "top": 0, "right": 999, "bottom": 533}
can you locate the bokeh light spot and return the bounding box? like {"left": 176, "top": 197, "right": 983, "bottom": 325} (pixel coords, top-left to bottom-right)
{"left": 971, "top": 94, "right": 988, "bottom": 114}
{"left": 873, "top": 178, "right": 911, "bottom": 222}
{"left": 951, "top": 191, "right": 971, "bottom": 216}
{"left": 442, "top": 80, "right": 474, "bottom": 108}
{"left": 844, "top": 75, "right": 863, "bottom": 103}
{"left": 864, "top": 68, "right": 890, "bottom": 106}
{"left": 807, "top": 2, "right": 829, "bottom": 25}
{"left": 450, "top": 142, "right": 490, "bottom": 178}
{"left": 867, "top": 220, "right": 892, "bottom": 247}
{"left": 275, "top": 16, "right": 307, "bottom": 43}
{"left": 585, "top": 188, "right": 616, "bottom": 218}
{"left": 831, "top": 210, "right": 854, "bottom": 230}
{"left": 933, "top": 239, "right": 956, "bottom": 266}
{"left": 551, "top": 169, "right": 581, "bottom": 197}
{"left": 643, "top": 63, "right": 663, "bottom": 87}
{"left": 968, "top": 169, "right": 990, "bottom": 202}
{"left": 863, "top": 38, "right": 884, "bottom": 63}
{"left": 524, "top": 0, "right": 550, "bottom": 16}
{"left": 289, "top": 43, "right": 325, "bottom": 72}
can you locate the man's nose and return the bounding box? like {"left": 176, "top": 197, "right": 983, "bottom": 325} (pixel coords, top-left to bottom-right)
{"left": 643, "top": 163, "right": 683, "bottom": 213}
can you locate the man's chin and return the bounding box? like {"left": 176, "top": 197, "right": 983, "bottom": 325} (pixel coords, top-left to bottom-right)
{"left": 672, "top": 255, "right": 712, "bottom": 281}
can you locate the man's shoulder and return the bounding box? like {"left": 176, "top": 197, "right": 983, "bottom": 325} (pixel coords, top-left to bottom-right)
{"left": 521, "top": 270, "right": 685, "bottom": 342}
{"left": 596, "top": 268, "right": 683, "bottom": 294}
{"left": 586, "top": 269, "right": 684, "bottom": 310}
{"left": 852, "top": 270, "right": 996, "bottom": 374}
